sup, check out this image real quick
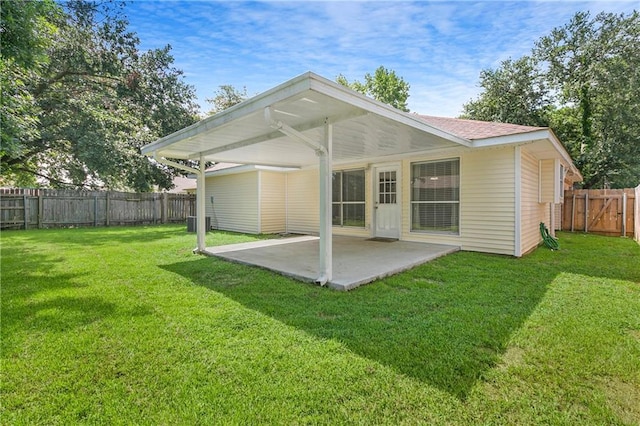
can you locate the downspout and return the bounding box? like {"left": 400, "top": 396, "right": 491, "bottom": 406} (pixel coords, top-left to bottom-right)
{"left": 153, "top": 152, "right": 206, "bottom": 253}
{"left": 316, "top": 122, "right": 333, "bottom": 285}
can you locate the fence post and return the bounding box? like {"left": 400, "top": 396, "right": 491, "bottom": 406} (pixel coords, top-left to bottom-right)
{"left": 570, "top": 193, "right": 575, "bottom": 232}
{"left": 106, "top": 192, "right": 110, "bottom": 226}
{"left": 584, "top": 193, "right": 589, "bottom": 232}
{"left": 92, "top": 194, "right": 95, "bottom": 227}
{"left": 23, "top": 195, "right": 28, "bottom": 230}
{"left": 622, "top": 192, "right": 627, "bottom": 237}
{"left": 38, "top": 194, "right": 43, "bottom": 228}
{"left": 162, "top": 192, "right": 168, "bottom": 224}
{"left": 152, "top": 194, "right": 157, "bottom": 224}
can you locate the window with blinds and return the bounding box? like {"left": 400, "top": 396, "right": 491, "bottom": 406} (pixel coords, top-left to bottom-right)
{"left": 410, "top": 158, "right": 460, "bottom": 233}
{"left": 332, "top": 169, "right": 365, "bottom": 227}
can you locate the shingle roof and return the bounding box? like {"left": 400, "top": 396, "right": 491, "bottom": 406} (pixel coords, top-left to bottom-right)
{"left": 418, "top": 115, "right": 547, "bottom": 140}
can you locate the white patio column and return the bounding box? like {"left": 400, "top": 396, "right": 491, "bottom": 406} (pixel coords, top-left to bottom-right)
{"left": 196, "top": 154, "right": 206, "bottom": 252}
{"left": 318, "top": 122, "right": 333, "bottom": 284}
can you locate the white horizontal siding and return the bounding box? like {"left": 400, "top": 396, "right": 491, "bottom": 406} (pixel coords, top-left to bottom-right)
{"left": 205, "top": 171, "right": 259, "bottom": 234}
{"left": 259, "top": 171, "right": 286, "bottom": 234}
{"left": 460, "top": 147, "right": 516, "bottom": 254}
{"left": 402, "top": 147, "right": 516, "bottom": 255}
{"left": 286, "top": 169, "right": 319, "bottom": 234}
{"left": 539, "top": 159, "right": 555, "bottom": 203}
{"left": 285, "top": 164, "right": 373, "bottom": 237}
{"left": 520, "top": 148, "right": 546, "bottom": 254}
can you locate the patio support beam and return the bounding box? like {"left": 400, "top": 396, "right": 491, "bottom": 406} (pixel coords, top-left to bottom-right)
{"left": 317, "top": 121, "right": 333, "bottom": 285}
{"left": 265, "top": 106, "right": 333, "bottom": 285}
{"left": 196, "top": 154, "right": 207, "bottom": 253}
{"left": 153, "top": 152, "right": 207, "bottom": 253}
{"left": 153, "top": 153, "right": 199, "bottom": 175}
{"left": 265, "top": 107, "right": 327, "bottom": 155}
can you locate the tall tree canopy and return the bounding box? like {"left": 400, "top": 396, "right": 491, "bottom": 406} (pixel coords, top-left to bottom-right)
{"left": 1, "top": 0, "right": 199, "bottom": 191}
{"left": 205, "top": 84, "right": 248, "bottom": 116}
{"left": 337, "top": 66, "right": 410, "bottom": 112}
{"left": 462, "top": 11, "right": 640, "bottom": 189}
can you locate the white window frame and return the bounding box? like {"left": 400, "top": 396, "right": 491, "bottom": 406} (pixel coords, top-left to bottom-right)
{"left": 332, "top": 168, "right": 366, "bottom": 228}
{"left": 410, "top": 158, "right": 460, "bottom": 234}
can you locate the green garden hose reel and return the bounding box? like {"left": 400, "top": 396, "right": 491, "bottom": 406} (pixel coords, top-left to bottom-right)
{"left": 540, "top": 222, "right": 559, "bottom": 250}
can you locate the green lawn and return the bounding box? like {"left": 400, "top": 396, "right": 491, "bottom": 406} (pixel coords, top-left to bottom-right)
{"left": 2, "top": 225, "right": 639, "bottom": 424}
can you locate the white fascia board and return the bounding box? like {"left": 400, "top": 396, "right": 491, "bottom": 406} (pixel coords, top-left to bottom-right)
{"left": 204, "top": 164, "right": 300, "bottom": 178}
{"left": 471, "top": 130, "right": 550, "bottom": 147}
{"left": 204, "top": 164, "right": 257, "bottom": 178}
{"left": 472, "top": 129, "right": 582, "bottom": 180}
{"left": 142, "top": 73, "right": 316, "bottom": 156}
{"left": 254, "top": 165, "right": 300, "bottom": 172}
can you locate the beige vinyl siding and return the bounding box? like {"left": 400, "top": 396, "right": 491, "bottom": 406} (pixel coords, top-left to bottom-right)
{"left": 520, "top": 148, "right": 546, "bottom": 254}
{"left": 285, "top": 165, "right": 373, "bottom": 237}
{"left": 205, "top": 171, "right": 259, "bottom": 234}
{"left": 402, "top": 147, "right": 516, "bottom": 255}
{"left": 553, "top": 203, "right": 562, "bottom": 231}
{"left": 286, "top": 169, "right": 319, "bottom": 234}
{"left": 259, "top": 171, "right": 286, "bottom": 234}
{"left": 539, "top": 159, "right": 555, "bottom": 203}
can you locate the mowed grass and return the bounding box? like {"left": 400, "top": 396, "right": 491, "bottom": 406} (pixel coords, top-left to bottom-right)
{"left": 1, "top": 225, "right": 639, "bottom": 424}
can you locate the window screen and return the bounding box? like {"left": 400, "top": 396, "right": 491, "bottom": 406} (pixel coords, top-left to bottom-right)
{"left": 410, "top": 159, "right": 459, "bottom": 233}
{"left": 332, "top": 169, "right": 365, "bottom": 227}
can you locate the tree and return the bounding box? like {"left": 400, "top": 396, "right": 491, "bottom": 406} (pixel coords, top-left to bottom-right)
{"left": 0, "top": 1, "right": 199, "bottom": 191}
{"left": 337, "top": 66, "right": 410, "bottom": 112}
{"left": 461, "top": 56, "right": 551, "bottom": 127}
{"left": 462, "top": 11, "right": 640, "bottom": 188}
{"left": 535, "top": 11, "right": 640, "bottom": 188}
{"left": 0, "top": 0, "right": 60, "bottom": 187}
{"left": 205, "top": 84, "right": 247, "bottom": 115}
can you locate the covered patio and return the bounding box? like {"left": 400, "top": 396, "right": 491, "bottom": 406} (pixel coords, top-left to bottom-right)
{"left": 142, "top": 72, "right": 468, "bottom": 286}
{"left": 203, "top": 235, "right": 459, "bottom": 291}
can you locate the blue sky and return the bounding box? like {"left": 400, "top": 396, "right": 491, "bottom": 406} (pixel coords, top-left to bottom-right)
{"left": 126, "top": 1, "right": 637, "bottom": 117}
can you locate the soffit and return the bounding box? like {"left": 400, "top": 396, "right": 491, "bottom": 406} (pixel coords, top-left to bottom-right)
{"left": 142, "top": 73, "right": 469, "bottom": 168}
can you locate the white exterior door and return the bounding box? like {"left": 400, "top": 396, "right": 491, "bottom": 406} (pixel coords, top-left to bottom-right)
{"left": 374, "top": 164, "right": 401, "bottom": 238}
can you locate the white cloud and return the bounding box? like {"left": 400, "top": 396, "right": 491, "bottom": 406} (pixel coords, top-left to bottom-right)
{"left": 125, "top": 0, "right": 638, "bottom": 116}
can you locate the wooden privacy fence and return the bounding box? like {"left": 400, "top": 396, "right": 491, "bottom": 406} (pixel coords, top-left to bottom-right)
{"left": 562, "top": 187, "right": 637, "bottom": 238}
{"left": 0, "top": 188, "right": 196, "bottom": 230}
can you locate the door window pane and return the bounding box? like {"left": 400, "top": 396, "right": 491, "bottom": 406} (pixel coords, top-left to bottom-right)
{"left": 378, "top": 170, "right": 397, "bottom": 204}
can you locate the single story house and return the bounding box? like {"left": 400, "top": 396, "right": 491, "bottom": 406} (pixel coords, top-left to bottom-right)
{"left": 142, "top": 72, "right": 582, "bottom": 284}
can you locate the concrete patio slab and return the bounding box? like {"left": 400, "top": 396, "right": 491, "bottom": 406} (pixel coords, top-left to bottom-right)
{"left": 203, "top": 235, "right": 459, "bottom": 290}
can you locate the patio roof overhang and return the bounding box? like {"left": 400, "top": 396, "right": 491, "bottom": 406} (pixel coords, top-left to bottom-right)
{"left": 141, "top": 72, "right": 471, "bottom": 168}
{"left": 141, "top": 72, "right": 475, "bottom": 286}
{"left": 141, "top": 71, "right": 581, "bottom": 286}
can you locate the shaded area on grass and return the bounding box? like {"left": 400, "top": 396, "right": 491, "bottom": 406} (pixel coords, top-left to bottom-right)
{"left": 2, "top": 226, "right": 638, "bottom": 424}
{"left": 163, "top": 232, "right": 640, "bottom": 400}
{"left": 163, "top": 255, "right": 549, "bottom": 399}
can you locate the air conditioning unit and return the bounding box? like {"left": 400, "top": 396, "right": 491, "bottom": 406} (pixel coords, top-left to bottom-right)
{"left": 187, "top": 216, "right": 211, "bottom": 232}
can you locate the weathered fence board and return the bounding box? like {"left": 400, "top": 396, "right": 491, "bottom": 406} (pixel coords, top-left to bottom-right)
{"left": 635, "top": 185, "right": 640, "bottom": 243}
{"left": 0, "top": 189, "right": 195, "bottom": 230}
{"left": 563, "top": 188, "right": 636, "bottom": 237}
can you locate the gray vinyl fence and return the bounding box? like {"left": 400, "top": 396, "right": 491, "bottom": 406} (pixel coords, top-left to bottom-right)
{"left": 0, "top": 188, "right": 196, "bottom": 230}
